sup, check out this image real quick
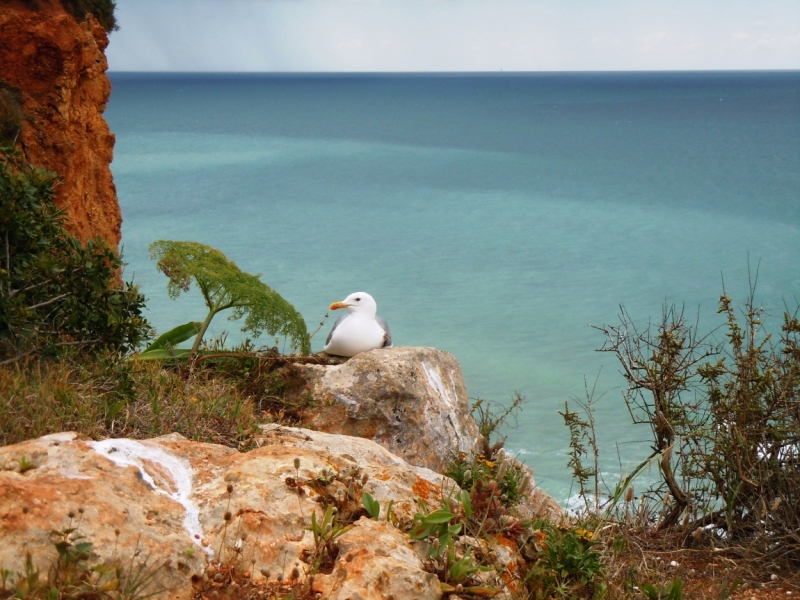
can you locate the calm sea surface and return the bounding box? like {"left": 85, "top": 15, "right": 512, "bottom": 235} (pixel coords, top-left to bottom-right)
{"left": 106, "top": 72, "right": 800, "bottom": 503}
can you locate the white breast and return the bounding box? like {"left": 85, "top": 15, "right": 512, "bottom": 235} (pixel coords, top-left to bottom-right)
{"left": 324, "top": 314, "right": 386, "bottom": 357}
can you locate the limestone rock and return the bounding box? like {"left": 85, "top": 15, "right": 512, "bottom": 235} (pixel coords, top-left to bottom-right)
{"left": 314, "top": 517, "right": 442, "bottom": 600}
{"left": 0, "top": 431, "right": 455, "bottom": 599}
{"left": 256, "top": 424, "right": 455, "bottom": 525}
{"left": 287, "top": 346, "right": 482, "bottom": 473}
{"left": 0, "top": 3, "right": 121, "bottom": 247}
{"left": 0, "top": 433, "right": 214, "bottom": 598}
{"left": 505, "top": 456, "right": 565, "bottom": 523}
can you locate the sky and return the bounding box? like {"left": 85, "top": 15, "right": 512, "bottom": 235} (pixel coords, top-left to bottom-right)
{"left": 106, "top": 0, "right": 800, "bottom": 72}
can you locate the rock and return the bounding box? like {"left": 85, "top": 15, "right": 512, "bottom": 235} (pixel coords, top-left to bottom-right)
{"left": 285, "top": 346, "right": 482, "bottom": 473}
{"left": 454, "top": 534, "right": 525, "bottom": 600}
{"left": 0, "top": 433, "right": 212, "bottom": 598}
{"left": 0, "top": 431, "right": 455, "bottom": 599}
{"left": 256, "top": 424, "right": 456, "bottom": 525}
{"left": 505, "top": 456, "right": 565, "bottom": 523}
{"left": 314, "top": 517, "right": 441, "bottom": 600}
{"left": 0, "top": 3, "right": 120, "bottom": 247}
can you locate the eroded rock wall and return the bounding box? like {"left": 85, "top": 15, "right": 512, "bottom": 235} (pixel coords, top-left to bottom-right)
{"left": 0, "top": 1, "right": 121, "bottom": 247}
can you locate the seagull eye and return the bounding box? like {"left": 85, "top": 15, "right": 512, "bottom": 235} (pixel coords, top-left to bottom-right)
{"left": 355, "top": 297, "right": 361, "bottom": 301}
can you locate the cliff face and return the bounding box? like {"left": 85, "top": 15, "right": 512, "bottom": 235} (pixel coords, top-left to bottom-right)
{"left": 0, "top": 1, "right": 121, "bottom": 247}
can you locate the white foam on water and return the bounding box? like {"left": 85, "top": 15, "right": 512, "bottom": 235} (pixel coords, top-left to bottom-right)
{"left": 89, "top": 439, "right": 212, "bottom": 556}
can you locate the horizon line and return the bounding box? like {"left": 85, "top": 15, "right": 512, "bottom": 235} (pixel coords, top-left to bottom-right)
{"left": 107, "top": 68, "right": 800, "bottom": 75}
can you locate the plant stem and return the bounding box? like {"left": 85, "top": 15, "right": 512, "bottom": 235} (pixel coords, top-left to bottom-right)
{"left": 4, "top": 229, "right": 9, "bottom": 297}
{"left": 190, "top": 306, "right": 220, "bottom": 358}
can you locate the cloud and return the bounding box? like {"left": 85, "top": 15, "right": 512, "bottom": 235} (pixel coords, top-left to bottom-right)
{"left": 108, "top": 0, "right": 800, "bottom": 72}
{"left": 751, "top": 32, "right": 800, "bottom": 49}
{"left": 684, "top": 36, "right": 700, "bottom": 50}
{"left": 639, "top": 31, "right": 670, "bottom": 51}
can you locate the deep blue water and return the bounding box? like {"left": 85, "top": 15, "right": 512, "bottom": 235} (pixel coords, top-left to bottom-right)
{"left": 106, "top": 72, "right": 800, "bottom": 503}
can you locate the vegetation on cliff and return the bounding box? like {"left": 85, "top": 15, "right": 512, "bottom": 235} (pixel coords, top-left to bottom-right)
{"left": 591, "top": 291, "right": 800, "bottom": 564}
{"left": 0, "top": 145, "right": 148, "bottom": 363}
{"left": 9, "top": 0, "right": 118, "bottom": 32}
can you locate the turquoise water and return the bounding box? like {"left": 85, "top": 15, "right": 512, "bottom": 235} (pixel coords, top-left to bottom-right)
{"left": 106, "top": 72, "right": 800, "bottom": 503}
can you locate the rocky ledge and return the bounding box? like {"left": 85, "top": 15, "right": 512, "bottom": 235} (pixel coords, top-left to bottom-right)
{"left": 0, "top": 347, "right": 562, "bottom": 599}
{"left": 286, "top": 346, "right": 481, "bottom": 473}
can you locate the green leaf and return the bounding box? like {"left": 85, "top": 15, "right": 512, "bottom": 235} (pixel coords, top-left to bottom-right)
{"left": 463, "top": 585, "right": 503, "bottom": 596}
{"left": 458, "top": 489, "right": 473, "bottom": 519}
{"left": 408, "top": 522, "right": 435, "bottom": 540}
{"left": 362, "top": 492, "right": 380, "bottom": 519}
{"left": 136, "top": 348, "right": 194, "bottom": 361}
{"left": 421, "top": 510, "right": 456, "bottom": 524}
{"left": 106, "top": 400, "right": 125, "bottom": 419}
{"left": 143, "top": 321, "right": 202, "bottom": 352}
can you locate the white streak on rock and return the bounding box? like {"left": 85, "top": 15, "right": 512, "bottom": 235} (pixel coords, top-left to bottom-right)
{"left": 421, "top": 361, "right": 465, "bottom": 448}
{"left": 38, "top": 432, "right": 79, "bottom": 445}
{"left": 421, "top": 362, "right": 454, "bottom": 410}
{"left": 89, "top": 439, "right": 211, "bottom": 556}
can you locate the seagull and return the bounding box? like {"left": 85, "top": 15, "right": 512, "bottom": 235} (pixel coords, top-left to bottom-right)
{"left": 323, "top": 292, "right": 392, "bottom": 357}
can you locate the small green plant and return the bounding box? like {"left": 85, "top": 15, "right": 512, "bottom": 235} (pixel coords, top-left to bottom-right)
{"left": 305, "top": 505, "right": 351, "bottom": 574}
{"left": 0, "top": 527, "right": 161, "bottom": 599}
{"left": 145, "top": 241, "right": 309, "bottom": 360}
{"left": 716, "top": 577, "right": 742, "bottom": 599}
{"left": 17, "top": 455, "right": 34, "bottom": 473}
{"left": 559, "top": 374, "right": 605, "bottom": 512}
{"left": 408, "top": 498, "right": 497, "bottom": 594}
{"left": 361, "top": 492, "right": 380, "bottom": 519}
{"left": 443, "top": 545, "right": 489, "bottom": 586}
{"left": 409, "top": 501, "right": 461, "bottom": 558}
{"left": 641, "top": 577, "right": 683, "bottom": 600}
{"left": 471, "top": 393, "right": 526, "bottom": 460}
{"left": 523, "top": 521, "right": 605, "bottom": 599}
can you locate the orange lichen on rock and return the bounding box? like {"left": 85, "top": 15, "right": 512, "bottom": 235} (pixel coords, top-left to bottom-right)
{"left": 0, "top": 0, "right": 121, "bottom": 247}
{"left": 411, "top": 475, "right": 437, "bottom": 500}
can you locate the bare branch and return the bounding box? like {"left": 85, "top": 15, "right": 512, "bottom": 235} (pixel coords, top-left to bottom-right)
{"left": 26, "top": 292, "right": 70, "bottom": 311}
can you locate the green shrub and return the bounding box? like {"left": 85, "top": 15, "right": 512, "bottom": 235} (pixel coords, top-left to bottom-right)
{"left": 594, "top": 284, "right": 800, "bottom": 565}
{"left": 62, "top": 0, "right": 118, "bottom": 32}
{"left": 0, "top": 145, "right": 150, "bottom": 363}
{"left": 523, "top": 521, "right": 606, "bottom": 599}
{"left": 7, "top": 0, "right": 118, "bottom": 33}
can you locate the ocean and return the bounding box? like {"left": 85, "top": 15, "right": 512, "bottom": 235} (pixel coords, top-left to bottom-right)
{"left": 105, "top": 71, "right": 800, "bottom": 503}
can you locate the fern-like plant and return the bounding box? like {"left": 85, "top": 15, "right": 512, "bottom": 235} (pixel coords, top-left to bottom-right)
{"left": 148, "top": 240, "right": 310, "bottom": 357}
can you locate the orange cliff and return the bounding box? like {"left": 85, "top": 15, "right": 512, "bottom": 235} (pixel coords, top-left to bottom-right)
{"left": 0, "top": 0, "right": 121, "bottom": 248}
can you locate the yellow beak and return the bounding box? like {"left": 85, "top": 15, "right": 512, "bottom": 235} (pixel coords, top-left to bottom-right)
{"left": 329, "top": 301, "right": 349, "bottom": 310}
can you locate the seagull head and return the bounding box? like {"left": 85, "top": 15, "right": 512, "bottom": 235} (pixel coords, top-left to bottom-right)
{"left": 329, "top": 292, "right": 377, "bottom": 316}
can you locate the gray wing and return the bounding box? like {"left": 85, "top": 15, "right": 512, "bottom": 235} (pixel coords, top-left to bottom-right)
{"left": 325, "top": 313, "right": 349, "bottom": 345}
{"left": 376, "top": 316, "right": 392, "bottom": 348}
